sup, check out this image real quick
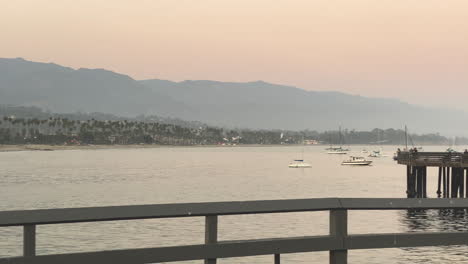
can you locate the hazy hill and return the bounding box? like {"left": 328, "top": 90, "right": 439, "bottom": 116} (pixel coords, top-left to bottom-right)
{"left": 2, "top": 58, "right": 468, "bottom": 135}
{"left": 0, "top": 58, "right": 188, "bottom": 117}
{"left": 139, "top": 79, "right": 466, "bottom": 135}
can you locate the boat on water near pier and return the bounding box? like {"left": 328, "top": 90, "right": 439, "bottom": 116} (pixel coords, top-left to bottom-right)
{"left": 341, "top": 156, "right": 372, "bottom": 166}
{"left": 288, "top": 159, "right": 311, "bottom": 168}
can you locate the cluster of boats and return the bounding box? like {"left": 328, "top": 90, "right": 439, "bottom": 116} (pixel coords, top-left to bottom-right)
{"left": 289, "top": 146, "right": 392, "bottom": 168}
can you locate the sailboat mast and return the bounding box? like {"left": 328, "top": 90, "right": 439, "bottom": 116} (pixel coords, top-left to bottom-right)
{"left": 405, "top": 125, "right": 408, "bottom": 150}
{"left": 339, "top": 126, "right": 342, "bottom": 147}
{"left": 301, "top": 135, "right": 304, "bottom": 160}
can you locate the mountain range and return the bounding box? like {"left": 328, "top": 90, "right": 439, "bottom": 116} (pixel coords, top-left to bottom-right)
{"left": 1, "top": 57, "right": 467, "bottom": 135}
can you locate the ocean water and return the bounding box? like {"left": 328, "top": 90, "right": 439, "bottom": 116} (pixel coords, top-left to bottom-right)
{"left": 1, "top": 145, "right": 468, "bottom": 263}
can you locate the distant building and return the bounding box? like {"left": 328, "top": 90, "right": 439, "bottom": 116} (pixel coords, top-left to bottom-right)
{"left": 303, "top": 139, "right": 319, "bottom": 145}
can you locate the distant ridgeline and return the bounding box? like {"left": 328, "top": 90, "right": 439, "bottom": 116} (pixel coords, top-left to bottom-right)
{"left": 0, "top": 105, "right": 463, "bottom": 146}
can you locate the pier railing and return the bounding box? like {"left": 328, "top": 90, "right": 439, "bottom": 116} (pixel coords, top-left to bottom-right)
{"left": 2, "top": 198, "right": 468, "bottom": 264}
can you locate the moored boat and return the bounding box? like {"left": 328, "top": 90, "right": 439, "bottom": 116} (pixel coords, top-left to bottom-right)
{"left": 328, "top": 147, "right": 348, "bottom": 154}
{"left": 341, "top": 156, "right": 372, "bottom": 166}
{"left": 289, "top": 159, "right": 312, "bottom": 168}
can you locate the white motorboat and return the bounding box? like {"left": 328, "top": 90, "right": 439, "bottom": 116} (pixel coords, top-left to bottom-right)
{"left": 341, "top": 156, "right": 372, "bottom": 166}
{"left": 289, "top": 159, "right": 311, "bottom": 168}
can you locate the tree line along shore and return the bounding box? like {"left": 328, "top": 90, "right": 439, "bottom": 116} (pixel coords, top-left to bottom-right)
{"left": 0, "top": 116, "right": 464, "bottom": 146}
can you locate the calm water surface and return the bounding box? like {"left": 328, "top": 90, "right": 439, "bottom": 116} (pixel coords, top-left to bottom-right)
{"left": 1, "top": 145, "right": 468, "bottom": 263}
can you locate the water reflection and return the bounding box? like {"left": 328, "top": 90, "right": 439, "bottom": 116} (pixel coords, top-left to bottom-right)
{"left": 401, "top": 209, "right": 468, "bottom": 232}
{"left": 398, "top": 209, "right": 468, "bottom": 263}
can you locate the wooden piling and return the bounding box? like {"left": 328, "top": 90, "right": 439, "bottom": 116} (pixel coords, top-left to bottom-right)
{"left": 443, "top": 167, "right": 447, "bottom": 198}
{"left": 458, "top": 168, "right": 465, "bottom": 198}
{"left": 406, "top": 165, "right": 412, "bottom": 198}
{"left": 409, "top": 166, "right": 417, "bottom": 198}
{"left": 437, "top": 167, "right": 442, "bottom": 198}
{"left": 466, "top": 168, "right": 468, "bottom": 198}
{"left": 447, "top": 167, "right": 451, "bottom": 198}
{"left": 451, "top": 168, "right": 458, "bottom": 198}
{"left": 416, "top": 167, "right": 420, "bottom": 198}
{"left": 422, "top": 166, "right": 427, "bottom": 198}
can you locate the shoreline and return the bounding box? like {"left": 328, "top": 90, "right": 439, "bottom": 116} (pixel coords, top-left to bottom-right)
{"left": 0, "top": 144, "right": 306, "bottom": 152}
{"left": 0, "top": 143, "right": 451, "bottom": 153}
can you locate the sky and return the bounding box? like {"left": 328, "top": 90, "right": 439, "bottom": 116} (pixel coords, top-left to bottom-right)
{"left": 2, "top": 0, "right": 468, "bottom": 109}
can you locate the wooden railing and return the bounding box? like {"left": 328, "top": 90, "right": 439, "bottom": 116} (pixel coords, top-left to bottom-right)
{"left": 2, "top": 198, "right": 468, "bottom": 264}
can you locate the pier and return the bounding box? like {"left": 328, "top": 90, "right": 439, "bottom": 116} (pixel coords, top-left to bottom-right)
{"left": 395, "top": 151, "right": 468, "bottom": 198}
{"left": 3, "top": 198, "right": 468, "bottom": 264}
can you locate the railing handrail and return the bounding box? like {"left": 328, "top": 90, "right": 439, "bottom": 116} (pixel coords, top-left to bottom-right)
{"left": 3, "top": 197, "right": 468, "bottom": 264}
{"left": 3, "top": 198, "right": 468, "bottom": 227}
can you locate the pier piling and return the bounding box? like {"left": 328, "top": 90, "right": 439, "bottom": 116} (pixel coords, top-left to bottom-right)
{"left": 460, "top": 168, "right": 464, "bottom": 197}
{"left": 443, "top": 167, "right": 447, "bottom": 197}
{"left": 437, "top": 167, "right": 442, "bottom": 198}
{"left": 447, "top": 167, "right": 451, "bottom": 198}
{"left": 395, "top": 151, "right": 468, "bottom": 198}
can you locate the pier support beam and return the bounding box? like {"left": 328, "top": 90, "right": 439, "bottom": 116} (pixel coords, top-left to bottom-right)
{"left": 407, "top": 166, "right": 417, "bottom": 198}
{"left": 466, "top": 168, "right": 468, "bottom": 198}
{"left": 443, "top": 167, "right": 447, "bottom": 198}
{"left": 410, "top": 166, "right": 417, "bottom": 198}
{"left": 422, "top": 166, "right": 427, "bottom": 198}
{"left": 447, "top": 167, "right": 451, "bottom": 198}
{"left": 416, "top": 167, "right": 421, "bottom": 198}
{"left": 437, "top": 167, "right": 442, "bottom": 198}
{"left": 451, "top": 168, "right": 458, "bottom": 198}
{"left": 458, "top": 168, "right": 465, "bottom": 198}
{"left": 406, "top": 165, "right": 411, "bottom": 198}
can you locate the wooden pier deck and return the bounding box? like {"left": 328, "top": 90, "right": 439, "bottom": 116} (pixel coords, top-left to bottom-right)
{"left": 395, "top": 151, "right": 468, "bottom": 198}
{"left": 395, "top": 151, "right": 468, "bottom": 167}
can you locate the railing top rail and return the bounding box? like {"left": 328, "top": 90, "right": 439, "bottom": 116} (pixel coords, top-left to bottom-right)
{"left": 3, "top": 198, "right": 468, "bottom": 227}
{"left": 0, "top": 198, "right": 339, "bottom": 227}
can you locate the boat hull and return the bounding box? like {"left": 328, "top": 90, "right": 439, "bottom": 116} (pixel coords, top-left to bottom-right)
{"left": 288, "top": 163, "right": 312, "bottom": 168}
{"left": 341, "top": 161, "right": 372, "bottom": 166}
{"left": 328, "top": 151, "right": 347, "bottom": 154}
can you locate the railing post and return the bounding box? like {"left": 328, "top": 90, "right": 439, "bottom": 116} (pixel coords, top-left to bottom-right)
{"left": 330, "top": 209, "right": 347, "bottom": 264}
{"left": 274, "top": 253, "right": 280, "bottom": 264}
{"left": 23, "top": 225, "right": 36, "bottom": 257}
{"left": 205, "top": 215, "right": 218, "bottom": 264}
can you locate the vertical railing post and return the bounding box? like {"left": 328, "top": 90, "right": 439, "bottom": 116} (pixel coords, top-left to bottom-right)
{"left": 23, "top": 225, "right": 36, "bottom": 257}
{"left": 205, "top": 215, "right": 218, "bottom": 264}
{"left": 274, "top": 253, "right": 280, "bottom": 264}
{"left": 330, "top": 209, "right": 347, "bottom": 264}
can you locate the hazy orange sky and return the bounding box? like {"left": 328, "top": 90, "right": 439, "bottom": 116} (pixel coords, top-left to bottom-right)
{"left": 2, "top": 0, "right": 468, "bottom": 109}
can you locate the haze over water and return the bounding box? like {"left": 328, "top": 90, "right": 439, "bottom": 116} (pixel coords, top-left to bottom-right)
{"left": 1, "top": 146, "right": 468, "bottom": 263}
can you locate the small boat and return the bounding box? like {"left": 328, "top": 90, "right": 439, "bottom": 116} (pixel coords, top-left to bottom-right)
{"left": 368, "top": 149, "right": 388, "bottom": 158}
{"left": 341, "top": 156, "right": 372, "bottom": 166}
{"left": 326, "top": 126, "right": 350, "bottom": 153}
{"left": 289, "top": 159, "right": 312, "bottom": 168}
{"left": 328, "top": 150, "right": 348, "bottom": 154}
{"left": 328, "top": 147, "right": 348, "bottom": 154}
{"left": 447, "top": 147, "right": 456, "bottom": 153}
